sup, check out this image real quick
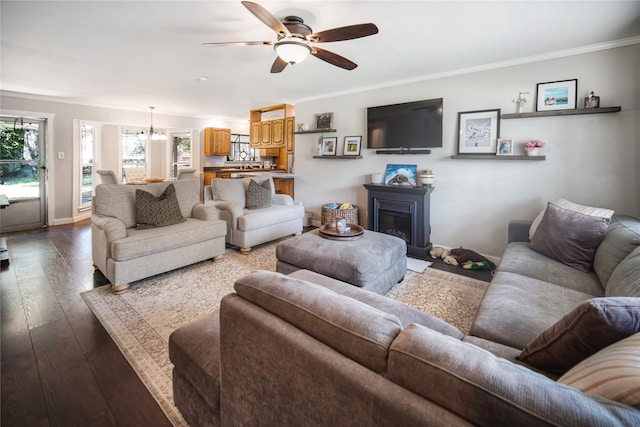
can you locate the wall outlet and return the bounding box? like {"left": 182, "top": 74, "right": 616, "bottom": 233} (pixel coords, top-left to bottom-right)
{"left": 57, "top": 152, "right": 64, "bottom": 159}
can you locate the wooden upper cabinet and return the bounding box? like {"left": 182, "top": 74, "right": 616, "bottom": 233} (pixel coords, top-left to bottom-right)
{"left": 271, "top": 119, "right": 284, "bottom": 147}
{"left": 285, "top": 117, "right": 295, "bottom": 153}
{"left": 261, "top": 121, "right": 272, "bottom": 146}
{"left": 204, "top": 127, "right": 231, "bottom": 156}
{"left": 250, "top": 122, "right": 261, "bottom": 146}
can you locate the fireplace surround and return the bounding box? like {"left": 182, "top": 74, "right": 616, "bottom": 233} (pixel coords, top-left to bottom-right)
{"left": 364, "top": 184, "right": 434, "bottom": 259}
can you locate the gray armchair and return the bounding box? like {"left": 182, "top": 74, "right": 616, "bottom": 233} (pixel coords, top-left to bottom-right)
{"left": 204, "top": 175, "right": 304, "bottom": 253}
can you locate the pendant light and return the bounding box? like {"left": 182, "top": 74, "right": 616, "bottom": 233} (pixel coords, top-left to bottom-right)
{"left": 141, "top": 106, "right": 167, "bottom": 141}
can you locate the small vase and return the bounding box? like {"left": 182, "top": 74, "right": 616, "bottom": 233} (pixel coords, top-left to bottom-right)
{"left": 526, "top": 148, "right": 538, "bottom": 156}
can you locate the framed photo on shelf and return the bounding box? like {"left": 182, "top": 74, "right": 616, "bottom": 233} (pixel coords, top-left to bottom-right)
{"left": 315, "top": 112, "right": 333, "bottom": 130}
{"left": 343, "top": 136, "right": 362, "bottom": 156}
{"left": 536, "top": 79, "right": 577, "bottom": 111}
{"left": 321, "top": 136, "right": 337, "bottom": 156}
{"left": 497, "top": 138, "right": 513, "bottom": 156}
{"left": 457, "top": 109, "right": 501, "bottom": 154}
{"left": 584, "top": 92, "right": 600, "bottom": 109}
{"left": 384, "top": 164, "right": 417, "bottom": 186}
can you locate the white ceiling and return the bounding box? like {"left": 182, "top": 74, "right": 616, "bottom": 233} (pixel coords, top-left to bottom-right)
{"left": 2, "top": 1, "right": 639, "bottom": 122}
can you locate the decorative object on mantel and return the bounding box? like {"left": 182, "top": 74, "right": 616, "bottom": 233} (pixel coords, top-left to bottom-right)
{"left": 512, "top": 91, "right": 529, "bottom": 113}
{"left": 315, "top": 112, "right": 333, "bottom": 130}
{"left": 536, "top": 79, "right": 578, "bottom": 112}
{"left": 371, "top": 172, "right": 384, "bottom": 184}
{"left": 385, "top": 164, "right": 417, "bottom": 186}
{"left": 524, "top": 139, "right": 545, "bottom": 156}
{"left": 419, "top": 169, "right": 435, "bottom": 187}
{"left": 343, "top": 136, "right": 362, "bottom": 156}
{"left": 584, "top": 91, "right": 600, "bottom": 109}
{"left": 497, "top": 138, "right": 513, "bottom": 155}
{"left": 457, "top": 109, "right": 501, "bottom": 154}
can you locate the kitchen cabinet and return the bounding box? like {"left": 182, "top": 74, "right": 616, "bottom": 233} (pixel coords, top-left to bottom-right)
{"left": 204, "top": 127, "right": 231, "bottom": 156}
{"left": 285, "top": 117, "right": 295, "bottom": 153}
{"left": 273, "top": 177, "right": 294, "bottom": 199}
{"left": 203, "top": 172, "right": 216, "bottom": 186}
{"left": 261, "top": 148, "right": 280, "bottom": 157}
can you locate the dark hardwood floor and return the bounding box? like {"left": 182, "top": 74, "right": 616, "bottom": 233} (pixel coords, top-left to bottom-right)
{"left": 1, "top": 220, "right": 172, "bottom": 427}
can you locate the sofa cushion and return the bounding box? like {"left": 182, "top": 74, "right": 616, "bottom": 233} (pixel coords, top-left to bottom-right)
{"left": 496, "top": 242, "right": 604, "bottom": 295}
{"left": 95, "top": 183, "right": 140, "bottom": 228}
{"left": 136, "top": 183, "right": 186, "bottom": 229}
{"left": 233, "top": 270, "right": 402, "bottom": 373}
{"left": 211, "top": 178, "right": 245, "bottom": 208}
{"left": 245, "top": 179, "right": 272, "bottom": 210}
{"left": 529, "top": 198, "right": 614, "bottom": 240}
{"left": 471, "top": 271, "right": 596, "bottom": 349}
{"left": 529, "top": 202, "right": 609, "bottom": 272}
{"left": 558, "top": 332, "right": 640, "bottom": 409}
{"left": 606, "top": 246, "right": 640, "bottom": 297}
{"left": 168, "top": 311, "right": 221, "bottom": 412}
{"left": 517, "top": 297, "right": 640, "bottom": 375}
{"left": 237, "top": 204, "right": 304, "bottom": 231}
{"left": 111, "top": 218, "right": 226, "bottom": 261}
{"left": 388, "top": 324, "right": 639, "bottom": 426}
{"left": 288, "top": 269, "right": 464, "bottom": 339}
{"left": 595, "top": 216, "right": 640, "bottom": 290}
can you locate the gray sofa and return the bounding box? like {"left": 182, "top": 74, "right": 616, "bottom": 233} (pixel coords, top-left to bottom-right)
{"left": 203, "top": 175, "right": 304, "bottom": 253}
{"left": 92, "top": 179, "right": 227, "bottom": 293}
{"left": 169, "top": 211, "right": 640, "bottom": 426}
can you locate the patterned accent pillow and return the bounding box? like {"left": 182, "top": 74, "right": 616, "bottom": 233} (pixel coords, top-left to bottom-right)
{"left": 558, "top": 332, "right": 640, "bottom": 409}
{"left": 136, "top": 183, "right": 186, "bottom": 229}
{"left": 246, "top": 179, "right": 272, "bottom": 210}
{"left": 517, "top": 297, "right": 640, "bottom": 375}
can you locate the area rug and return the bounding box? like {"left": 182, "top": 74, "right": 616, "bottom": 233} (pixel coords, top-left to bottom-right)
{"left": 81, "top": 241, "right": 488, "bottom": 426}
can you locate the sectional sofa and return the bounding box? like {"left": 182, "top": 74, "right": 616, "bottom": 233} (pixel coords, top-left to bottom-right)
{"left": 169, "top": 201, "right": 640, "bottom": 426}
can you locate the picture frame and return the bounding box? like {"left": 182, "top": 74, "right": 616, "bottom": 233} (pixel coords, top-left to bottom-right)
{"left": 496, "top": 138, "right": 513, "bottom": 156}
{"left": 315, "top": 112, "right": 333, "bottom": 130}
{"left": 536, "top": 79, "right": 578, "bottom": 111}
{"left": 384, "top": 164, "right": 417, "bottom": 187}
{"left": 321, "top": 136, "right": 337, "bottom": 156}
{"left": 584, "top": 92, "right": 600, "bottom": 109}
{"left": 457, "top": 109, "right": 501, "bottom": 154}
{"left": 343, "top": 136, "right": 362, "bottom": 156}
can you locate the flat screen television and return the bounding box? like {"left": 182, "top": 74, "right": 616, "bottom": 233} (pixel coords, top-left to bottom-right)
{"left": 367, "top": 98, "right": 443, "bottom": 151}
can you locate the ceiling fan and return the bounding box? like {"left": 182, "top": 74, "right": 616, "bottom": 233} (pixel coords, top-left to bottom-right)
{"left": 203, "top": 1, "right": 378, "bottom": 73}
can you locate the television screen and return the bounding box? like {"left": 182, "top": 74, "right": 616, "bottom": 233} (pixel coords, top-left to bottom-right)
{"left": 367, "top": 98, "right": 443, "bottom": 149}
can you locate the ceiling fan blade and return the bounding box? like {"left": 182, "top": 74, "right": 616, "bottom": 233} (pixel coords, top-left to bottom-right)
{"left": 270, "top": 56, "right": 289, "bottom": 73}
{"left": 310, "top": 23, "right": 378, "bottom": 43}
{"left": 202, "top": 41, "right": 273, "bottom": 47}
{"left": 241, "top": 1, "right": 290, "bottom": 37}
{"left": 311, "top": 47, "right": 357, "bottom": 70}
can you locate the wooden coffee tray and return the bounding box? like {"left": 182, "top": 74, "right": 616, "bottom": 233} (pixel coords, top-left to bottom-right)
{"left": 319, "top": 223, "right": 364, "bottom": 240}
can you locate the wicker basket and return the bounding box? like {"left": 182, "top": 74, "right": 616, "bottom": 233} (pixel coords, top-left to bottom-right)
{"left": 321, "top": 204, "right": 359, "bottom": 225}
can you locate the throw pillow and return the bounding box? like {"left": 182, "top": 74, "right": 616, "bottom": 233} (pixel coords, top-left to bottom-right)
{"left": 558, "top": 332, "right": 640, "bottom": 409}
{"left": 135, "top": 183, "right": 186, "bottom": 229}
{"left": 517, "top": 297, "right": 640, "bottom": 375}
{"left": 529, "top": 198, "right": 614, "bottom": 240}
{"left": 529, "top": 202, "right": 609, "bottom": 272}
{"left": 246, "top": 179, "right": 272, "bottom": 210}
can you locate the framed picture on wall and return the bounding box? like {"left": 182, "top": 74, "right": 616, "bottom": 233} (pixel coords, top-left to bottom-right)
{"left": 321, "top": 136, "right": 337, "bottom": 156}
{"left": 536, "top": 79, "right": 577, "bottom": 111}
{"left": 457, "top": 109, "right": 501, "bottom": 154}
{"left": 497, "top": 138, "right": 513, "bottom": 155}
{"left": 343, "top": 136, "right": 362, "bottom": 156}
{"left": 315, "top": 112, "right": 333, "bottom": 130}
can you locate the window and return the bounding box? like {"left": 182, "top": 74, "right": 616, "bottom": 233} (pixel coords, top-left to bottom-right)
{"left": 122, "top": 128, "right": 146, "bottom": 183}
{"left": 169, "top": 133, "right": 191, "bottom": 179}
{"left": 80, "top": 123, "right": 95, "bottom": 207}
{"left": 230, "top": 134, "right": 255, "bottom": 161}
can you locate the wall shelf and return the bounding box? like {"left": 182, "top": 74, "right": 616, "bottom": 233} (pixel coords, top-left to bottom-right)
{"left": 451, "top": 155, "right": 545, "bottom": 160}
{"left": 294, "top": 129, "right": 337, "bottom": 134}
{"left": 502, "top": 106, "right": 621, "bottom": 119}
{"left": 313, "top": 155, "right": 362, "bottom": 159}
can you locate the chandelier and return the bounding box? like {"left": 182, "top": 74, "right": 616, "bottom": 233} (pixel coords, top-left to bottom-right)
{"left": 139, "top": 106, "right": 167, "bottom": 141}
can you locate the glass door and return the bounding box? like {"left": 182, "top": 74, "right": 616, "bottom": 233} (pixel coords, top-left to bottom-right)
{"left": 0, "top": 116, "right": 47, "bottom": 232}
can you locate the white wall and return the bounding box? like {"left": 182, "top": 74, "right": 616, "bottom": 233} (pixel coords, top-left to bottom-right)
{"left": 293, "top": 44, "right": 640, "bottom": 257}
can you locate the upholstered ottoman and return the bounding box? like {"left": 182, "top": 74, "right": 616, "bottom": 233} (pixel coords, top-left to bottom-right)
{"left": 276, "top": 229, "right": 407, "bottom": 295}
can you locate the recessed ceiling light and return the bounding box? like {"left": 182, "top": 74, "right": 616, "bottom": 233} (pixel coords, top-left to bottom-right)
{"left": 197, "top": 76, "right": 208, "bottom": 82}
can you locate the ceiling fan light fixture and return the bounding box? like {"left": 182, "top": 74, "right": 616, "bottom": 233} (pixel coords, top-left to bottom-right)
{"left": 274, "top": 39, "right": 311, "bottom": 64}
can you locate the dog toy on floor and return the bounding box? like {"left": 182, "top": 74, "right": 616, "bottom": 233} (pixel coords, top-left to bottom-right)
{"left": 450, "top": 247, "right": 496, "bottom": 269}
{"left": 462, "top": 261, "right": 492, "bottom": 270}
